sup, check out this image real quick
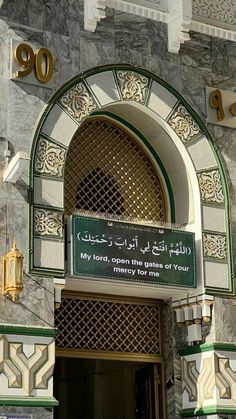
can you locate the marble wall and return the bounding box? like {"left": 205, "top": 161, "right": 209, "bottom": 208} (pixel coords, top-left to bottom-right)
{"left": 0, "top": 0, "right": 235, "bottom": 418}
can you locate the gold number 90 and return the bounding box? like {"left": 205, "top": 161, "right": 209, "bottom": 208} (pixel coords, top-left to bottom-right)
{"left": 13, "top": 43, "right": 53, "bottom": 83}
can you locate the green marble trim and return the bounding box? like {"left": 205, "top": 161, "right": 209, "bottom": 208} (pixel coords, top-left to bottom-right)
{"left": 0, "top": 324, "right": 58, "bottom": 337}
{"left": 179, "top": 342, "right": 236, "bottom": 356}
{"left": 0, "top": 397, "right": 58, "bottom": 407}
{"left": 181, "top": 406, "right": 236, "bottom": 417}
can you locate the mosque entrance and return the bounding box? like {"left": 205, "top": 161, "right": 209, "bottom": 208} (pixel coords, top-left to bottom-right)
{"left": 54, "top": 357, "right": 163, "bottom": 419}
{"left": 54, "top": 292, "right": 166, "bottom": 418}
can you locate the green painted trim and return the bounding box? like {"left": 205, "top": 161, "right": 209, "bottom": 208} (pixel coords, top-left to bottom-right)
{"left": 0, "top": 324, "right": 58, "bottom": 337}
{"left": 181, "top": 406, "right": 236, "bottom": 417}
{"left": 0, "top": 397, "right": 58, "bottom": 407}
{"left": 179, "top": 342, "right": 236, "bottom": 356}
{"left": 91, "top": 110, "right": 175, "bottom": 223}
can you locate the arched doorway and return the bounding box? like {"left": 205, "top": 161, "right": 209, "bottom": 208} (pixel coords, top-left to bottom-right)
{"left": 30, "top": 64, "right": 232, "bottom": 296}
{"left": 29, "top": 64, "right": 233, "bottom": 417}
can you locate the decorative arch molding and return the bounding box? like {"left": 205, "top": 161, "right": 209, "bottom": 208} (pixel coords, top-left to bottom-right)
{"left": 30, "top": 64, "right": 233, "bottom": 297}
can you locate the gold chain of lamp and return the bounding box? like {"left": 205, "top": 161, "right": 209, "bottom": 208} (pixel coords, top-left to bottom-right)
{"left": 2, "top": 239, "right": 24, "bottom": 301}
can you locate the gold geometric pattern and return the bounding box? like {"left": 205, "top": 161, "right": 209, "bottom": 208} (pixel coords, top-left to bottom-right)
{"left": 34, "top": 137, "right": 66, "bottom": 177}
{"left": 116, "top": 71, "right": 149, "bottom": 103}
{"left": 55, "top": 295, "right": 162, "bottom": 355}
{"left": 0, "top": 335, "right": 54, "bottom": 396}
{"left": 203, "top": 233, "right": 227, "bottom": 260}
{"left": 59, "top": 82, "right": 97, "bottom": 123}
{"left": 64, "top": 117, "right": 167, "bottom": 221}
{"left": 197, "top": 169, "right": 224, "bottom": 204}
{"left": 168, "top": 104, "right": 201, "bottom": 143}
{"left": 182, "top": 351, "right": 236, "bottom": 409}
{"left": 182, "top": 358, "right": 198, "bottom": 401}
{"left": 34, "top": 208, "right": 63, "bottom": 238}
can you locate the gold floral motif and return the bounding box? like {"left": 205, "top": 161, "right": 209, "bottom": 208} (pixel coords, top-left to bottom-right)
{"left": 193, "top": 0, "right": 236, "bottom": 25}
{"left": 203, "top": 233, "right": 227, "bottom": 259}
{"left": 168, "top": 104, "right": 201, "bottom": 143}
{"left": 34, "top": 208, "right": 63, "bottom": 237}
{"left": 34, "top": 137, "right": 65, "bottom": 176}
{"left": 59, "top": 82, "right": 97, "bottom": 122}
{"left": 116, "top": 71, "right": 149, "bottom": 103}
{"left": 0, "top": 335, "right": 54, "bottom": 396}
{"left": 197, "top": 169, "right": 224, "bottom": 203}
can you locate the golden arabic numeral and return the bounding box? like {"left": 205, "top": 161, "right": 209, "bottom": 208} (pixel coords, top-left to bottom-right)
{"left": 35, "top": 47, "right": 53, "bottom": 83}
{"left": 209, "top": 89, "right": 225, "bottom": 121}
{"left": 230, "top": 102, "right": 236, "bottom": 116}
{"left": 13, "top": 43, "right": 34, "bottom": 78}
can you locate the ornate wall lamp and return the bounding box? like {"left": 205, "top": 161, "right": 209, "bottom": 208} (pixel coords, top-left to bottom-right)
{"left": 2, "top": 239, "right": 24, "bottom": 301}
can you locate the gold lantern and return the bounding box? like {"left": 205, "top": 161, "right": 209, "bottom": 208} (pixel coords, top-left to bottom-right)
{"left": 2, "top": 239, "right": 24, "bottom": 301}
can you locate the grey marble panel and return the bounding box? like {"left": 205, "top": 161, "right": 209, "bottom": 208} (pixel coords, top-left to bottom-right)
{"left": 0, "top": 272, "right": 54, "bottom": 327}
{"left": 148, "top": 56, "right": 182, "bottom": 93}
{"left": 212, "top": 37, "right": 236, "bottom": 78}
{"left": 7, "top": 79, "right": 45, "bottom": 153}
{"left": 0, "top": 0, "right": 7, "bottom": 19}
{"left": 180, "top": 65, "right": 212, "bottom": 120}
{"left": 148, "top": 21, "right": 180, "bottom": 64}
{"left": 5, "top": 0, "right": 44, "bottom": 30}
{"left": 0, "top": 78, "right": 8, "bottom": 139}
{"left": 79, "top": 10, "right": 115, "bottom": 73}
{"left": 0, "top": 19, "right": 10, "bottom": 79}
{"left": 212, "top": 297, "right": 236, "bottom": 343}
{"left": 207, "top": 124, "right": 236, "bottom": 179}
{"left": 44, "top": 0, "right": 81, "bottom": 36}
{"left": 180, "top": 31, "right": 212, "bottom": 72}
{"left": 80, "top": 37, "right": 115, "bottom": 74}
{"left": 43, "top": 31, "right": 80, "bottom": 89}
{"left": 114, "top": 12, "right": 148, "bottom": 54}
{"left": 115, "top": 47, "right": 149, "bottom": 71}
{"left": 8, "top": 24, "right": 44, "bottom": 47}
{"left": 0, "top": 203, "right": 7, "bottom": 258}
{"left": 6, "top": 199, "right": 28, "bottom": 264}
{"left": 6, "top": 0, "right": 29, "bottom": 26}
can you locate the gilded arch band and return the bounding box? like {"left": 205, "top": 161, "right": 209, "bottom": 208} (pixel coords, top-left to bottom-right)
{"left": 30, "top": 64, "right": 233, "bottom": 296}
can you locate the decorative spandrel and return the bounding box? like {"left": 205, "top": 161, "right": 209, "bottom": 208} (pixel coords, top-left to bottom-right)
{"left": 203, "top": 233, "right": 227, "bottom": 260}
{"left": 34, "top": 137, "right": 66, "bottom": 177}
{"left": 116, "top": 71, "right": 149, "bottom": 103}
{"left": 34, "top": 208, "right": 63, "bottom": 238}
{"left": 59, "top": 82, "right": 97, "bottom": 122}
{"left": 168, "top": 104, "right": 201, "bottom": 143}
{"left": 197, "top": 169, "right": 224, "bottom": 204}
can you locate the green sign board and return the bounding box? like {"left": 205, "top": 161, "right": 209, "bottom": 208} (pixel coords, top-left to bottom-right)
{"left": 71, "top": 215, "right": 196, "bottom": 288}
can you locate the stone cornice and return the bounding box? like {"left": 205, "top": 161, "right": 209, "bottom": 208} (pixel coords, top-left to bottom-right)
{"left": 83, "top": 0, "right": 236, "bottom": 52}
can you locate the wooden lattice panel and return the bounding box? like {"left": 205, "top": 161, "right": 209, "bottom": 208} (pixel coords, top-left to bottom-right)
{"left": 55, "top": 296, "right": 162, "bottom": 356}
{"left": 64, "top": 118, "right": 166, "bottom": 221}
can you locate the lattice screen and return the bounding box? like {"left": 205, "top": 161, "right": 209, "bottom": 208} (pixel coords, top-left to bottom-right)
{"left": 55, "top": 295, "right": 162, "bottom": 356}
{"left": 64, "top": 117, "right": 167, "bottom": 221}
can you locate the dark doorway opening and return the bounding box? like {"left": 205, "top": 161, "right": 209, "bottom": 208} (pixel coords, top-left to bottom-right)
{"left": 54, "top": 357, "right": 164, "bottom": 419}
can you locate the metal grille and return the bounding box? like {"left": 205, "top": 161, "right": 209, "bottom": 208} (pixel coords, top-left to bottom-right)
{"left": 64, "top": 117, "right": 166, "bottom": 221}
{"left": 55, "top": 295, "right": 161, "bottom": 356}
